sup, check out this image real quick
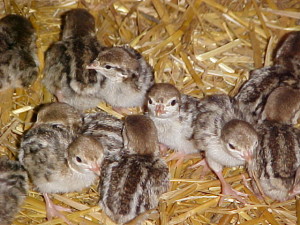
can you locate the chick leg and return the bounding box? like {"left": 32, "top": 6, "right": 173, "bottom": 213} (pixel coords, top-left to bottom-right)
{"left": 43, "top": 193, "right": 73, "bottom": 225}
{"left": 215, "top": 171, "right": 247, "bottom": 204}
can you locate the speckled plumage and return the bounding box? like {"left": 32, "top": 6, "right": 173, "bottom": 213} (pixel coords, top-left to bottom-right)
{"left": 99, "top": 115, "right": 169, "bottom": 225}
{"left": 0, "top": 14, "right": 38, "bottom": 90}
{"left": 86, "top": 46, "right": 154, "bottom": 108}
{"left": 82, "top": 109, "right": 124, "bottom": 154}
{"left": 147, "top": 83, "right": 203, "bottom": 155}
{"left": 0, "top": 157, "right": 28, "bottom": 225}
{"left": 234, "top": 65, "right": 300, "bottom": 122}
{"left": 193, "top": 94, "right": 258, "bottom": 202}
{"left": 43, "top": 9, "right": 103, "bottom": 110}
{"left": 248, "top": 121, "right": 300, "bottom": 201}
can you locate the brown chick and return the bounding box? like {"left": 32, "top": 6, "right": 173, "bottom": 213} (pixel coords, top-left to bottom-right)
{"left": 248, "top": 121, "right": 300, "bottom": 202}
{"left": 0, "top": 14, "right": 38, "bottom": 90}
{"left": 0, "top": 156, "right": 28, "bottom": 225}
{"left": 262, "top": 86, "right": 300, "bottom": 125}
{"left": 99, "top": 115, "right": 169, "bottom": 225}
{"left": 43, "top": 9, "right": 103, "bottom": 111}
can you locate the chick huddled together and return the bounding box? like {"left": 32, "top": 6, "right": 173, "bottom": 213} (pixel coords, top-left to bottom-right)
{"left": 1, "top": 7, "right": 300, "bottom": 225}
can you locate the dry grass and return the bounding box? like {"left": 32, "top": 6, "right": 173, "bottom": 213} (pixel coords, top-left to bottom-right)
{"left": 0, "top": 0, "right": 299, "bottom": 224}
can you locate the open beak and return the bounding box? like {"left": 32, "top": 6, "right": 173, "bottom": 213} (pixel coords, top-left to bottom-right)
{"left": 89, "top": 163, "right": 101, "bottom": 176}
{"left": 155, "top": 104, "right": 166, "bottom": 117}
{"left": 86, "top": 60, "right": 100, "bottom": 70}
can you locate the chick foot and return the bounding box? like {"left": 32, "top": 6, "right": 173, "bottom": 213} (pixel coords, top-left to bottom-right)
{"left": 215, "top": 171, "right": 247, "bottom": 205}
{"left": 43, "top": 193, "right": 73, "bottom": 225}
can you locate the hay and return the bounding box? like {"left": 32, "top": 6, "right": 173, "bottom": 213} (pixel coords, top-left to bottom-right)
{"left": 0, "top": 0, "right": 298, "bottom": 224}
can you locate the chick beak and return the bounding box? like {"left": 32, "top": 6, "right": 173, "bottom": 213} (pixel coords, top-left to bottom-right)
{"left": 155, "top": 104, "right": 165, "bottom": 117}
{"left": 242, "top": 151, "right": 253, "bottom": 163}
{"left": 86, "top": 60, "right": 100, "bottom": 70}
{"left": 89, "top": 163, "right": 101, "bottom": 176}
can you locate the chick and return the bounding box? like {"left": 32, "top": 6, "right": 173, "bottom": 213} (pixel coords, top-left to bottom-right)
{"left": 43, "top": 8, "right": 103, "bottom": 111}
{"left": 194, "top": 95, "right": 258, "bottom": 203}
{"left": 0, "top": 14, "right": 38, "bottom": 90}
{"left": 99, "top": 115, "right": 169, "bottom": 224}
{"left": 248, "top": 121, "right": 300, "bottom": 202}
{"left": 0, "top": 156, "right": 28, "bottom": 225}
{"left": 86, "top": 45, "right": 154, "bottom": 113}
{"left": 146, "top": 83, "right": 203, "bottom": 163}
{"left": 19, "top": 102, "right": 103, "bottom": 223}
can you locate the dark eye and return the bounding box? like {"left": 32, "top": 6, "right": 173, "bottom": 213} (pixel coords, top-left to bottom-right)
{"left": 228, "top": 143, "right": 235, "bottom": 150}
{"left": 148, "top": 99, "right": 153, "bottom": 104}
{"left": 76, "top": 156, "right": 82, "bottom": 163}
{"left": 105, "top": 65, "right": 111, "bottom": 69}
{"left": 171, "top": 100, "right": 177, "bottom": 106}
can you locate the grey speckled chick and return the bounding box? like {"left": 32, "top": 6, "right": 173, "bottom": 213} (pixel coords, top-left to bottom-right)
{"left": 99, "top": 115, "right": 169, "bottom": 225}
{"left": 248, "top": 121, "right": 300, "bottom": 202}
{"left": 262, "top": 86, "right": 300, "bottom": 125}
{"left": 0, "top": 156, "right": 28, "bottom": 225}
{"left": 234, "top": 65, "right": 300, "bottom": 122}
{"left": 146, "top": 83, "right": 203, "bottom": 163}
{"left": 19, "top": 102, "right": 103, "bottom": 223}
{"left": 194, "top": 94, "right": 258, "bottom": 203}
{"left": 274, "top": 31, "right": 300, "bottom": 78}
{"left": 0, "top": 14, "right": 38, "bottom": 90}
{"left": 86, "top": 46, "right": 154, "bottom": 110}
{"left": 43, "top": 9, "right": 103, "bottom": 111}
{"left": 82, "top": 109, "right": 124, "bottom": 154}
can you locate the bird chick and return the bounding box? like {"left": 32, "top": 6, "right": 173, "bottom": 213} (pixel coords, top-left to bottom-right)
{"left": 248, "top": 121, "right": 300, "bottom": 202}
{"left": 82, "top": 109, "right": 124, "bottom": 154}
{"left": 194, "top": 94, "right": 258, "bottom": 203}
{"left": 234, "top": 65, "right": 300, "bottom": 122}
{"left": 35, "top": 102, "right": 83, "bottom": 135}
{"left": 19, "top": 130, "right": 103, "bottom": 223}
{"left": 262, "top": 86, "right": 300, "bottom": 125}
{"left": 274, "top": 31, "right": 300, "bottom": 78}
{"left": 0, "top": 156, "right": 28, "bottom": 225}
{"left": 99, "top": 115, "right": 169, "bottom": 225}
{"left": 0, "top": 14, "right": 38, "bottom": 90}
{"left": 146, "top": 83, "right": 204, "bottom": 163}
{"left": 43, "top": 8, "right": 103, "bottom": 111}
{"left": 86, "top": 46, "right": 154, "bottom": 112}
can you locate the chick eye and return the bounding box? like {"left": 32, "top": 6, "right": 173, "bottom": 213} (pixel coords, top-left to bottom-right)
{"left": 228, "top": 143, "right": 235, "bottom": 150}
{"left": 148, "top": 99, "right": 153, "bottom": 104}
{"left": 75, "top": 156, "right": 82, "bottom": 163}
{"left": 171, "top": 100, "right": 177, "bottom": 106}
{"left": 105, "top": 65, "right": 112, "bottom": 69}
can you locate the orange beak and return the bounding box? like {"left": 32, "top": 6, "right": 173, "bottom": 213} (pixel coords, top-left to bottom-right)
{"left": 155, "top": 104, "right": 166, "bottom": 116}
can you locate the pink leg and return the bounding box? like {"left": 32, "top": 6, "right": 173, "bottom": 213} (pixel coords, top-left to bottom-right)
{"left": 215, "top": 171, "right": 247, "bottom": 204}
{"left": 43, "top": 193, "right": 73, "bottom": 225}
{"left": 189, "top": 158, "right": 212, "bottom": 178}
{"left": 55, "top": 90, "right": 64, "bottom": 102}
{"left": 159, "top": 143, "right": 169, "bottom": 156}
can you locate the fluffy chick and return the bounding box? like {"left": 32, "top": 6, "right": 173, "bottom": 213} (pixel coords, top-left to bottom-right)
{"left": 43, "top": 8, "right": 103, "bottom": 110}
{"left": 99, "top": 115, "right": 169, "bottom": 225}
{"left": 0, "top": 14, "right": 38, "bottom": 90}
{"left": 0, "top": 156, "right": 28, "bottom": 225}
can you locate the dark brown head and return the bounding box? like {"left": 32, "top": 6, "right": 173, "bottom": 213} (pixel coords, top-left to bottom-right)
{"left": 61, "top": 8, "right": 96, "bottom": 39}
{"left": 147, "top": 83, "right": 181, "bottom": 118}
{"left": 123, "top": 115, "right": 159, "bottom": 155}
{"left": 274, "top": 31, "right": 300, "bottom": 77}
{"left": 0, "top": 14, "right": 36, "bottom": 50}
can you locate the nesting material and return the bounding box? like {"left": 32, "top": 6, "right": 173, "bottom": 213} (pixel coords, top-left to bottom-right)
{"left": 0, "top": 0, "right": 299, "bottom": 224}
